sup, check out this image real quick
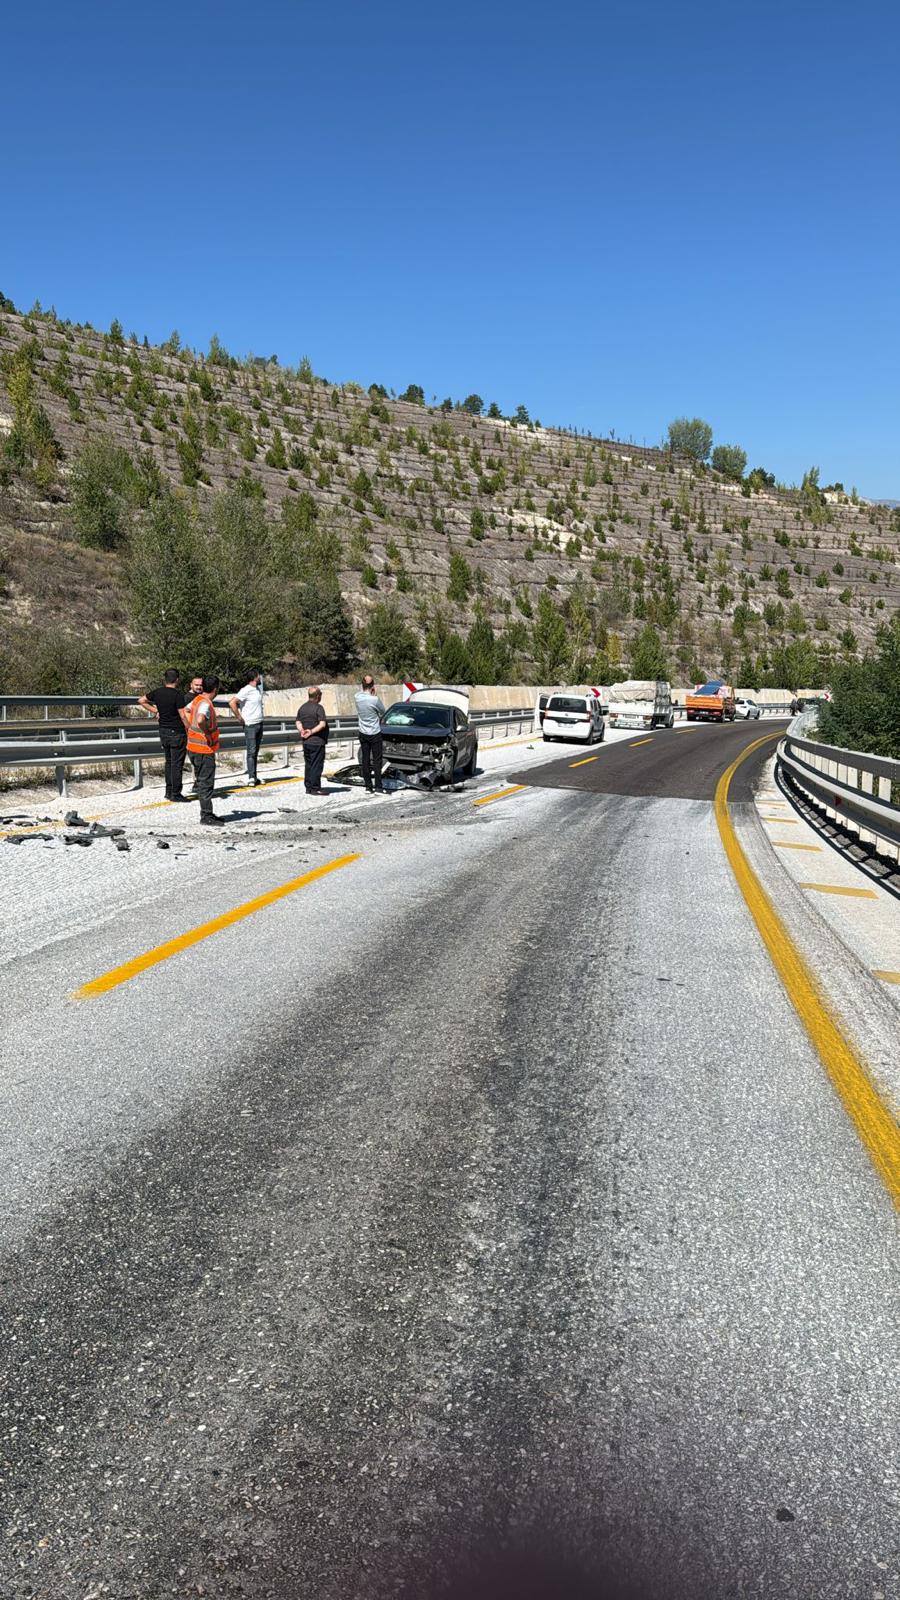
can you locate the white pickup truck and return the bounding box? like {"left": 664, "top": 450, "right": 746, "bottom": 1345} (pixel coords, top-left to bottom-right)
{"left": 606, "top": 679, "right": 674, "bottom": 732}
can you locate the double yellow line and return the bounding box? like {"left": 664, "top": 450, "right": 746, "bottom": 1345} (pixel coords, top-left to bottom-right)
{"left": 716, "top": 735, "right": 899, "bottom": 1204}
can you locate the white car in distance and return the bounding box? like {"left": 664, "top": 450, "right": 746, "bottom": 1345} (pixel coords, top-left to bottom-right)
{"left": 735, "top": 697, "right": 762, "bottom": 720}
{"left": 542, "top": 693, "right": 605, "bottom": 744}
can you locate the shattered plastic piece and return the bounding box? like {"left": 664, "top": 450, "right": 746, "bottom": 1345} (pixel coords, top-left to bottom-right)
{"left": 114, "top": 837, "right": 130, "bottom": 852}
{"left": 64, "top": 833, "right": 93, "bottom": 846}
{"left": 89, "top": 822, "right": 125, "bottom": 839}
{"left": 64, "top": 811, "right": 88, "bottom": 828}
{"left": 156, "top": 839, "right": 170, "bottom": 850}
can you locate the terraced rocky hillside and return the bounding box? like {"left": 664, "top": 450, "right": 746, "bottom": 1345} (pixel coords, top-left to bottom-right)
{"left": 1, "top": 301, "right": 898, "bottom": 684}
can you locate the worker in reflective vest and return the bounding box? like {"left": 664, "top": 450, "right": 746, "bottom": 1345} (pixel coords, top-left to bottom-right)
{"left": 186, "top": 676, "right": 223, "bottom": 826}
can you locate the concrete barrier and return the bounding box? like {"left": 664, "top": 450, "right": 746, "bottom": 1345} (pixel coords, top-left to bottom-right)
{"left": 265, "top": 683, "right": 810, "bottom": 720}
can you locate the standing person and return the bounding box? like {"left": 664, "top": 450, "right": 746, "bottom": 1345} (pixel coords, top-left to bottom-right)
{"left": 138, "top": 668, "right": 188, "bottom": 802}
{"left": 295, "top": 686, "right": 329, "bottom": 796}
{"left": 354, "top": 673, "right": 386, "bottom": 793}
{"left": 184, "top": 674, "right": 204, "bottom": 793}
{"left": 229, "top": 669, "right": 265, "bottom": 786}
{"left": 186, "top": 676, "right": 224, "bottom": 826}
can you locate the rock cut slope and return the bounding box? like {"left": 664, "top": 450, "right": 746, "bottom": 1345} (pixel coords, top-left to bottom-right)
{"left": 1, "top": 302, "right": 897, "bottom": 676}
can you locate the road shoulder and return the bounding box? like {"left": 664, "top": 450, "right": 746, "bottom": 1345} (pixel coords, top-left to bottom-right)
{"left": 734, "top": 763, "right": 900, "bottom": 1125}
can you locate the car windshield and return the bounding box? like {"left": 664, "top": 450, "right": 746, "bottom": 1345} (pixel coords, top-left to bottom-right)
{"left": 383, "top": 703, "right": 452, "bottom": 729}
{"left": 548, "top": 697, "right": 589, "bottom": 713}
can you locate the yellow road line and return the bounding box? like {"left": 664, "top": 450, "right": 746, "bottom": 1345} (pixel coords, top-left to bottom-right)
{"left": 569, "top": 755, "right": 599, "bottom": 768}
{"left": 0, "top": 820, "right": 66, "bottom": 838}
{"left": 629, "top": 738, "right": 653, "bottom": 747}
{"left": 73, "top": 853, "right": 361, "bottom": 999}
{"left": 473, "top": 784, "right": 528, "bottom": 808}
{"left": 760, "top": 815, "right": 799, "bottom": 824}
{"left": 873, "top": 970, "right": 900, "bottom": 985}
{"left": 772, "top": 840, "right": 823, "bottom": 851}
{"left": 798, "top": 881, "right": 879, "bottom": 900}
{"left": 716, "top": 735, "right": 899, "bottom": 1203}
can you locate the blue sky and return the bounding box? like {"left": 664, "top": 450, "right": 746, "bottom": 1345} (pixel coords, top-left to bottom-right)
{"left": 2, "top": 0, "right": 898, "bottom": 496}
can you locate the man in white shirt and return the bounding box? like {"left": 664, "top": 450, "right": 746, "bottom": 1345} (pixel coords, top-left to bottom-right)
{"left": 354, "top": 673, "right": 386, "bottom": 793}
{"left": 229, "top": 670, "right": 265, "bottom": 786}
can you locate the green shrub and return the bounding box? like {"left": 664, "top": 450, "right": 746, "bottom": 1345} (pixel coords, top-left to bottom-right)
{"left": 69, "top": 435, "right": 141, "bottom": 549}
{"left": 366, "top": 602, "right": 421, "bottom": 675}
{"left": 817, "top": 618, "right": 900, "bottom": 757}
{"left": 447, "top": 552, "right": 473, "bottom": 604}
{"left": 667, "top": 417, "right": 712, "bottom": 461}
{"left": 0, "top": 621, "right": 128, "bottom": 696}
{"left": 711, "top": 444, "right": 747, "bottom": 480}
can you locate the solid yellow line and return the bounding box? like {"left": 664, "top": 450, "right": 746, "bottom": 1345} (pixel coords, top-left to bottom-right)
{"left": 772, "top": 840, "right": 823, "bottom": 851}
{"left": 873, "top": 970, "right": 900, "bottom": 985}
{"left": 760, "top": 815, "right": 798, "bottom": 824}
{"left": 73, "top": 853, "right": 361, "bottom": 998}
{"left": 716, "top": 735, "right": 899, "bottom": 1203}
{"left": 569, "top": 755, "right": 599, "bottom": 768}
{"left": 473, "top": 784, "right": 528, "bottom": 807}
{"left": 797, "top": 882, "right": 878, "bottom": 899}
{"left": 0, "top": 821, "right": 66, "bottom": 837}
{"left": 629, "top": 738, "right": 653, "bottom": 747}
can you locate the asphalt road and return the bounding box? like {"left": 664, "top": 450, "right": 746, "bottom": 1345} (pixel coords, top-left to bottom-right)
{"left": 1, "top": 726, "right": 897, "bottom": 1600}
{"left": 509, "top": 717, "right": 784, "bottom": 801}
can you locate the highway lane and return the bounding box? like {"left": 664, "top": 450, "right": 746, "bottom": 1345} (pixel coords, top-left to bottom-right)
{"left": 0, "top": 727, "right": 897, "bottom": 1599}
{"left": 508, "top": 717, "right": 789, "bottom": 800}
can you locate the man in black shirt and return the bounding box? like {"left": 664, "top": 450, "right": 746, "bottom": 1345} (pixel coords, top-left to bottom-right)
{"left": 138, "top": 668, "right": 189, "bottom": 801}
{"left": 295, "top": 686, "right": 329, "bottom": 795}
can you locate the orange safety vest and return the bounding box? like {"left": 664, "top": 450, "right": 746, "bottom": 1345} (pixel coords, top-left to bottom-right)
{"left": 186, "top": 695, "right": 220, "bottom": 756}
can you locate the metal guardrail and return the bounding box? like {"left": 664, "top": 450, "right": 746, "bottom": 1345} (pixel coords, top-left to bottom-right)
{"left": 0, "top": 708, "right": 536, "bottom": 797}
{"left": 0, "top": 693, "right": 795, "bottom": 799}
{"left": 777, "top": 729, "right": 900, "bottom": 865}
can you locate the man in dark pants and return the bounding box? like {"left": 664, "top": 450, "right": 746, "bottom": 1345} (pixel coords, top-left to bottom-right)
{"left": 295, "top": 686, "right": 328, "bottom": 795}
{"left": 354, "top": 672, "right": 386, "bottom": 793}
{"left": 186, "top": 676, "right": 223, "bottom": 826}
{"left": 138, "top": 668, "right": 188, "bottom": 801}
{"left": 229, "top": 669, "right": 265, "bottom": 786}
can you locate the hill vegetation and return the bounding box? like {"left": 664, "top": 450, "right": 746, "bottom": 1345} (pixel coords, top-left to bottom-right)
{"left": 1, "top": 295, "right": 898, "bottom": 694}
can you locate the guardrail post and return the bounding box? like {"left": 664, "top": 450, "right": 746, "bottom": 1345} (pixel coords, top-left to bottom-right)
{"left": 859, "top": 771, "right": 874, "bottom": 847}
{"left": 133, "top": 758, "right": 143, "bottom": 791}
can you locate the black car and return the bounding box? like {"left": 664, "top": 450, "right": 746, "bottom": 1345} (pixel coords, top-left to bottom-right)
{"left": 380, "top": 691, "right": 478, "bottom": 783}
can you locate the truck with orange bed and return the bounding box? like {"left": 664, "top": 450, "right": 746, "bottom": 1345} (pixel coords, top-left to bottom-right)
{"left": 685, "top": 680, "right": 737, "bottom": 722}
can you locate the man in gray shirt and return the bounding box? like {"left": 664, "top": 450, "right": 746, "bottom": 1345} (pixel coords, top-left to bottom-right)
{"left": 354, "top": 673, "right": 386, "bottom": 793}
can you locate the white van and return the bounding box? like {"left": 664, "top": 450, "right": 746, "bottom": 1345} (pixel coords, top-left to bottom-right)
{"left": 542, "top": 693, "right": 605, "bottom": 744}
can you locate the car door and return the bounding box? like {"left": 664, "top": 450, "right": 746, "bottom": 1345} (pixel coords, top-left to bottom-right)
{"left": 454, "top": 707, "right": 474, "bottom": 764}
